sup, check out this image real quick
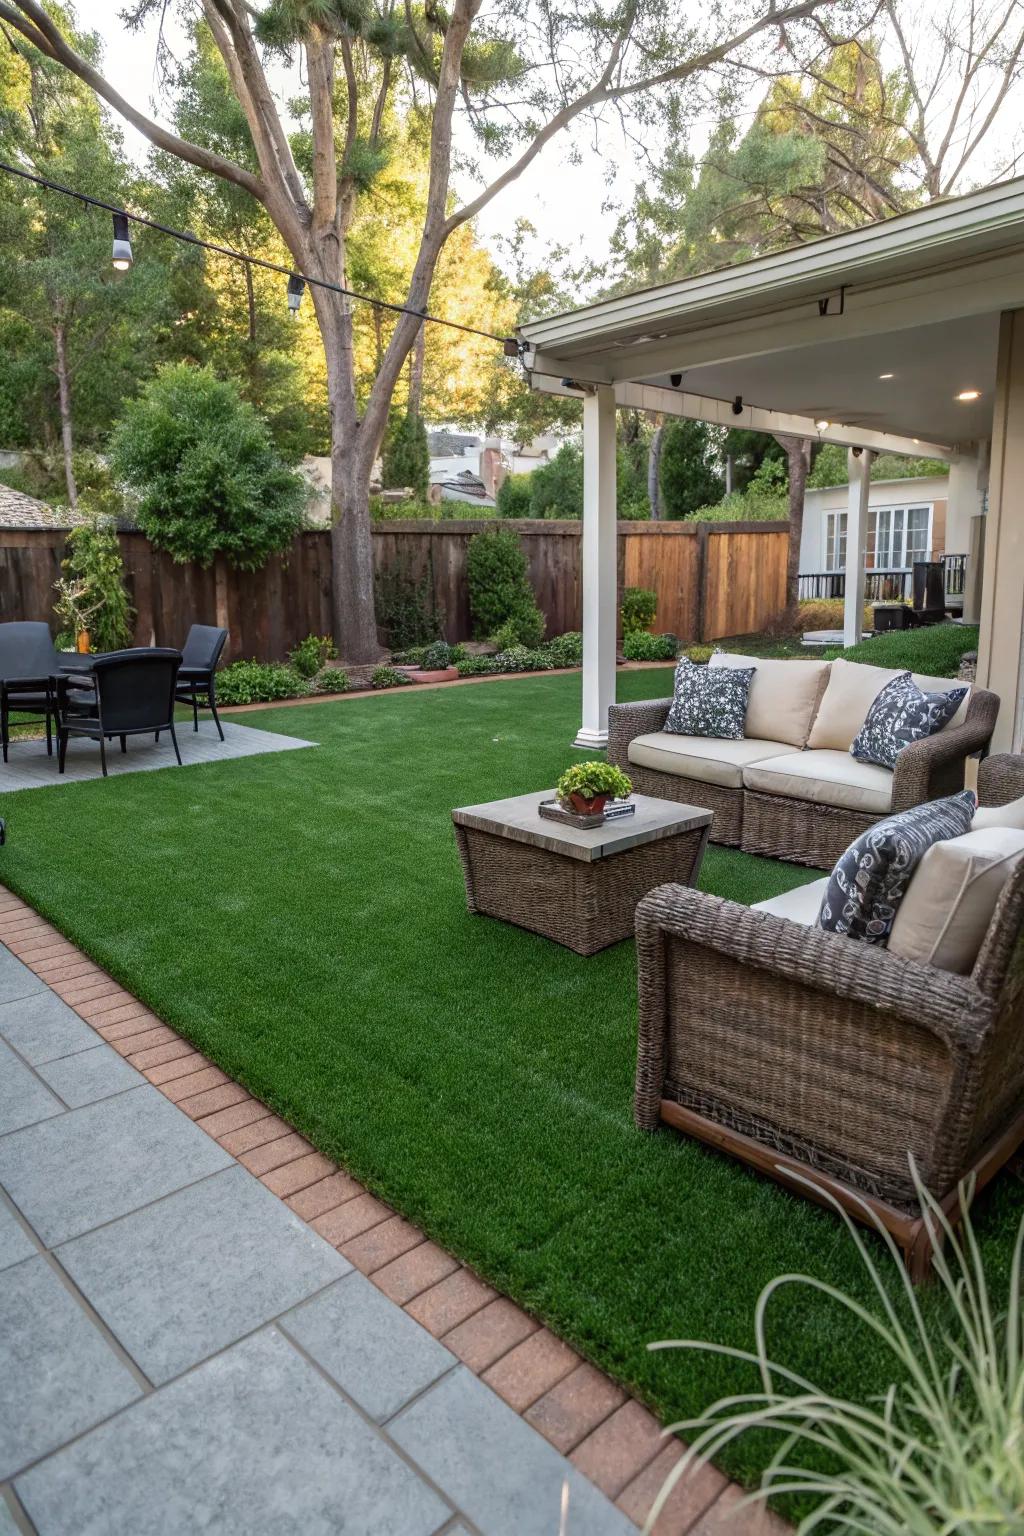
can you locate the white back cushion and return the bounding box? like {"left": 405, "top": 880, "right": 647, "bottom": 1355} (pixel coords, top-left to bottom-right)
{"left": 807, "top": 658, "right": 969, "bottom": 751}
{"left": 888, "top": 826, "right": 1024, "bottom": 973}
{"left": 710, "top": 652, "right": 830, "bottom": 748}
{"left": 974, "top": 795, "right": 1024, "bottom": 831}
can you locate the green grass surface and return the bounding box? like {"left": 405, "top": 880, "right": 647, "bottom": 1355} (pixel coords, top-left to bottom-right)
{"left": 1, "top": 667, "right": 1020, "bottom": 1504}
{"left": 825, "top": 622, "right": 979, "bottom": 677}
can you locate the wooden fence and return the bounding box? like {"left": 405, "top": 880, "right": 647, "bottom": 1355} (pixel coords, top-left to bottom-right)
{"left": 0, "top": 518, "right": 789, "bottom": 660}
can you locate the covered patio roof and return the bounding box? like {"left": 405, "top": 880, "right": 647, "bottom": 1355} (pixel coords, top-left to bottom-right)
{"left": 518, "top": 176, "right": 1024, "bottom": 753}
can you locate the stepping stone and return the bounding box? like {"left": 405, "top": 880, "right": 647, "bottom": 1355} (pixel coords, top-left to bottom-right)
{"left": 57, "top": 1165, "right": 349, "bottom": 1384}
{"left": 16, "top": 1329, "right": 449, "bottom": 1535}
{"left": 0, "top": 1086, "right": 231, "bottom": 1247}
{"left": 281, "top": 1271, "right": 455, "bottom": 1422}
{"left": 35, "top": 1045, "right": 142, "bottom": 1108}
{"left": 391, "top": 1366, "right": 636, "bottom": 1536}
{"left": 0, "top": 1256, "right": 140, "bottom": 1481}
{"left": 0, "top": 991, "right": 98, "bottom": 1065}
{"left": 0, "top": 1038, "right": 63, "bottom": 1136}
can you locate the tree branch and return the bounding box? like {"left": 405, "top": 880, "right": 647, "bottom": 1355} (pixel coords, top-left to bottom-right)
{"left": 0, "top": 0, "right": 266, "bottom": 201}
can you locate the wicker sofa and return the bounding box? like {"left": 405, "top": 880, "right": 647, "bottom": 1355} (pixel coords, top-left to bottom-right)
{"left": 608, "top": 653, "right": 999, "bottom": 868}
{"left": 633, "top": 752, "right": 1024, "bottom": 1278}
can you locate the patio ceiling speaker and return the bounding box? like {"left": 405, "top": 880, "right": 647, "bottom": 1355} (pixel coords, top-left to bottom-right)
{"left": 669, "top": 373, "right": 682, "bottom": 388}
{"left": 287, "top": 273, "right": 305, "bottom": 317}
{"left": 111, "top": 212, "right": 133, "bottom": 271}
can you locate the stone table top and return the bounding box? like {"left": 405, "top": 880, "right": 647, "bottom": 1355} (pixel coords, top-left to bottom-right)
{"left": 451, "top": 791, "right": 712, "bottom": 864}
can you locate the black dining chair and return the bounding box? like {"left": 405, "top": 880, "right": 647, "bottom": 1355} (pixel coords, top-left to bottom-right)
{"left": 56, "top": 649, "right": 182, "bottom": 778}
{"left": 0, "top": 621, "right": 63, "bottom": 763}
{"left": 175, "top": 625, "right": 228, "bottom": 741}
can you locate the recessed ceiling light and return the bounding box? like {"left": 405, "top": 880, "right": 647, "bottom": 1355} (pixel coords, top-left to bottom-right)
{"left": 878, "top": 372, "right": 894, "bottom": 380}
{"left": 956, "top": 389, "right": 981, "bottom": 401}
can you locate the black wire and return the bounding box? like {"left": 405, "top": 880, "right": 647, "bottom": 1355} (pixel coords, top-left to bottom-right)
{"left": 0, "top": 158, "right": 519, "bottom": 349}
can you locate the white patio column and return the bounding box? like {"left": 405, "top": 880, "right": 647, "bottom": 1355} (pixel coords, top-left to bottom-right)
{"left": 977, "top": 310, "right": 1024, "bottom": 751}
{"left": 575, "top": 385, "right": 618, "bottom": 750}
{"left": 843, "top": 447, "right": 873, "bottom": 648}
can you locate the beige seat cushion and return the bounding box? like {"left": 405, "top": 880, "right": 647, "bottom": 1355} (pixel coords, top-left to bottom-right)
{"left": 752, "top": 878, "right": 828, "bottom": 924}
{"left": 743, "top": 749, "right": 895, "bottom": 815}
{"left": 710, "top": 652, "right": 830, "bottom": 749}
{"left": 627, "top": 732, "right": 797, "bottom": 789}
{"left": 973, "top": 795, "right": 1024, "bottom": 831}
{"left": 888, "top": 827, "right": 1024, "bottom": 973}
{"left": 806, "top": 658, "right": 970, "bottom": 751}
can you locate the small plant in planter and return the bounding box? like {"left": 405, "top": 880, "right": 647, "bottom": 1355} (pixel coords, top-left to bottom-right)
{"left": 556, "top": 761, "right": 632, "bottom": 817}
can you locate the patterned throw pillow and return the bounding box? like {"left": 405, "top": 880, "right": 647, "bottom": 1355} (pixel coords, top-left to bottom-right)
{"left": 664, "top": 657, "right": 755, "bottom": 739}
{"left": 851, "top": 672, "right": 968, "bottom": 770}
{"left": 817, "top": 790, "right": 976, "bottom": 945}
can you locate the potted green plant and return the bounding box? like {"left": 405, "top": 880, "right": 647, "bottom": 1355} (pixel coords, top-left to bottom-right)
{"left": 556, "top": 761, "right": 632, "bottom": 817}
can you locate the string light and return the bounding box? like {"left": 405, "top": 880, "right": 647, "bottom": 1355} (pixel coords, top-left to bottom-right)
{"left": 286, "top": 273, "right": 305, "bottom": 317}
{"left": 111, "top": 211, "right": 133, "bottom": 270}
{"left": 0, "top": 159, "right": 517, "bottom": 350}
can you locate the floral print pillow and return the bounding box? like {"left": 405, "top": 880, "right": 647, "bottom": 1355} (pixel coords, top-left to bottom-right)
{"left": 664, "top": 658, "right": 755, "bottom": 739}
{"left": 817, "top": 790, "right": 976, "bottom": 944}
{"left": 851, "top": 672, "right": 967, "bottom": 770}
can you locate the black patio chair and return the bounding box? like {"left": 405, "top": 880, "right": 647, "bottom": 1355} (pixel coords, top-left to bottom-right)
{"left": 175, "top": 625, "right": 228, "bottom": 741}
{"left": 56, "top": 649, "right": 182, "bottom": 778}
{"left": 0, "top": 621, "right": 62, "bottom": 763}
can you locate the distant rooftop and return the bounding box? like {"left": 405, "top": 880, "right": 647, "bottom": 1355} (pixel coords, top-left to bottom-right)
{"left": 0, "top": 485, "right": 87, "bottom": 529}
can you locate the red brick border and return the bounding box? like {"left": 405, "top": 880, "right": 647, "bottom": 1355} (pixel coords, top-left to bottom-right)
{"left": 0, "top": 887, "right": 789, "bottom": 1535}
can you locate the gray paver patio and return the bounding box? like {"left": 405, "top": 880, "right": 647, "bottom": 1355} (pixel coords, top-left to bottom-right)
{"left": 0, "top": 939, "right": 645, "bottom": 1533}
{"left": 0, "top": 719, "right": 314, "bottom": 792}
{"left": 0, "top": 949, "right": 47, "bottom": 1007}
{"left": 0, "top": 1039, "right": 62, "bottom": 1136}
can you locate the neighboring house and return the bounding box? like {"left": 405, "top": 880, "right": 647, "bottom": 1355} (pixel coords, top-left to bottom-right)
{"left": 0, "top": 485, "right": 86, "bottom": 530}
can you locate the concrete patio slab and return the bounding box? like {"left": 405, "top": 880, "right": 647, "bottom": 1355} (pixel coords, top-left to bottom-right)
{"left": 0, "top": 1085, "right": 232, "bottom": 1246}
{"left": 391, "top": 1366, "right": 636, "bottom": 1536}
{"left": 58, "top": 1165, "right": 350, "bottom": 1384}
{"left": 0, "top": 1039, "right": 63, "bottom": 1136}
{"left": 0, "top": 1497, "right": 19, "bottom": 1534}
{"left": 0, "top": 991, "right": 101, "bottom": 1064}
{"left": 15, "top": 1329, "right": 451, "bottom": 1536}
{"left": 0, "top": 949, "right": 47, "bottom": 1007}
{"left": 34, "top": 1044, "right": 143, "bottom": 1107}
{"left": 0, "top": 720, "right": 315, "bottom": 793}
{"left": 0, "top": 1256, "right": 141, "bottom": 1481}
{"left": 281, "top": 1270, "right": 457, "bottom": 1423}
{"left": 0, "top": 1200, "right": 36, "bottom": 1272}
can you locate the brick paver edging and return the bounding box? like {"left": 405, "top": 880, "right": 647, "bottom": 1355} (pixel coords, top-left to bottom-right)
{"left": 0, "top": 886, "right": 789, "bottom": 1536}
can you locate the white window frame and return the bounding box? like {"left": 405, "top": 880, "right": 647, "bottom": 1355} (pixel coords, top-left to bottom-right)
{"left": 824, "top": 503, "right": 933, "bottom": 571}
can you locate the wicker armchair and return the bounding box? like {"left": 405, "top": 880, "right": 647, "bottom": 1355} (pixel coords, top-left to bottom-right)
{"left": 609, "top": 688, "right": 1000, "bottom": 867}
{"left": 633, "top": 751, "right": 1024, "bottom": 1279}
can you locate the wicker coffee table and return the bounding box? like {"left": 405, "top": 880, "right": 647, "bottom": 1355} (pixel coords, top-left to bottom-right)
{"left": 452, "top": 791, "right": 712, "bottom": 955}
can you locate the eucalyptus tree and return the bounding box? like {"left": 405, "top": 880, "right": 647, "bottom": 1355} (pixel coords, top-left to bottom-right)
{"left": 1, "top": 0, "right": 846, "bottom": 658}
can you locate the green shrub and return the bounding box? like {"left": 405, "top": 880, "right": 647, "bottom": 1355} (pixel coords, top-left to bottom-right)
{"left": 307, "top": 667, "right": 348, "bottom": 694}
{"left": 374, "top": 563, "right": 444, "bottom": 650}
{"left": 529, "top": 443, "right": 583, "bottom": 519}
{"left": 556, "top": 761, "right": 632, "bottom": 804}
{"left": 370, "top": 498, "right": 438, "bottom": 522}
{"left": 622, "top": 630, "right": 678, "bottom": 661}
{"left": 381, "top": 411, "right": 429, "bottom": 499}
{"left": 371, "top": 665, "right": 413, "bottom": 689}
{"left": 621, "top": 587, "right": 657, "bottom": 634}
{"left": 52, "top": 514, "right": 134, "bottom": 652}
{"left": 216, "top": 660, "right": 306, "bottom": 704}
{"left": 108, "top": 364, "right": 306, "bottom": 570}
{"left": 659, "top": 419, "right": 724, "bottom": 517}
{"left": 796, "top": 598, "right": 875, "bottom": 634}
{"left": 420, "top": 641, "right": 458, "bottom": 671}
{"left": 488, "top": 618, "right": 521, "bottom": 651}
{"left": 289, "top": 633, "right": 337, "bottom": 679}
{"left": 681, "top": 643, "right": 715, "bottom": 664}
{"left": 455, "top": 654, "right": 500, "bottom": 677}
{"left": 688, "top": 490, "right": 789, "bottom": 522}
{"left": 455, "top": 646, "right": 556, "bottom": 677}
{"left": 617, "top": 499, "right": 651, "bottom": 521}
{"left": 495, "top": 473, "right": 532, "bottom": 518}
{"left": 541, "top": 631, "right": 583, "bottom": 666}
{"left": 466, "top": 527, "right": 545, "bottom": 647}
{"left": 826, "top": 623, "right": 979, "bottom": 678}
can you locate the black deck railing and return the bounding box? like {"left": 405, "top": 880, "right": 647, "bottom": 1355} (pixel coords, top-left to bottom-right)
{"left": 798, "top": 555, "right": 967, "bottom": 605}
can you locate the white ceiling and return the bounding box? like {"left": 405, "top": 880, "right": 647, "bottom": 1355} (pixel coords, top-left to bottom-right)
{"left": 640, "top": 312, "right": 1000, "bottom": 446}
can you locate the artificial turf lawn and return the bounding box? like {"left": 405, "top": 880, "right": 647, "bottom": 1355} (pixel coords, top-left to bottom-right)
{"left": 2, "top": 665, "right": 1021, "bottom": 1502}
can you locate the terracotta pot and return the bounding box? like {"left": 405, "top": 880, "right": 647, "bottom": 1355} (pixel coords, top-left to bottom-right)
{"left": 404, "top": 666, "right": 459, "bottom": 684}
{"left": 568, "top": 791, "right": 609, "bottom": 817}
{"left": 76, "top": 630, "right": 90, "bottom": 654}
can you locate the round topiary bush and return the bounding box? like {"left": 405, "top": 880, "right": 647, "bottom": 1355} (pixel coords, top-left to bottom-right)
{"left": 466, "top": 527, "right": 545, "bottom": 647}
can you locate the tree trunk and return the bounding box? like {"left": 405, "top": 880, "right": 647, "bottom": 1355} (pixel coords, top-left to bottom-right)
{"left": 774, "top": 433, "right": 810, "bottom": 629}
{"left": 329, "top": 441, "right": 382, "bottom": 663}
{"left": 407, "top": 323, "right": 426, "bottom": 418}
{"left": 647, "top": 421, "right": 664, "bottom": 520}
{"left": 52, "top": 321, "right": 77, "bottom": 509}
